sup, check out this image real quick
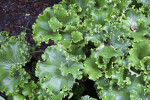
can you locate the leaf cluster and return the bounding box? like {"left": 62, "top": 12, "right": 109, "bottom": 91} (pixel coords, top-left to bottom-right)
{"left": 0, "top": 0, "right": 150, "bottom": 100}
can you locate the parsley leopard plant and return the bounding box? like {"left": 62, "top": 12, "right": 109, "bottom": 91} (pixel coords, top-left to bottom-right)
{"left": 0, "top": 0, "right": 150, "bottom": 100}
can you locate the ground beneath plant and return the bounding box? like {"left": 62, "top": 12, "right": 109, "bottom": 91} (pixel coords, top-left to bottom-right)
{"left": 0, "top": 0, "right": 62, "bottom": 45}
{"left": 0, "top": 0, "right": 99, "bottom": 99}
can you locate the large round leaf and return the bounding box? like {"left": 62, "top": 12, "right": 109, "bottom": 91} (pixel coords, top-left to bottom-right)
{"left": 36, "top": 45, "right": 83, "bottom": 97}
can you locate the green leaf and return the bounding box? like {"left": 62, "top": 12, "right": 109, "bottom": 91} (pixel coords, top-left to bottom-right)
{"left": 95, "top": 73, "right": 147, "bottom": 100}
{"left": 64, "top": 25, "right": 76, "bottom": 33}
{"left": 54, "top": 6, "right": 80, "bottom": 25}
{"left": 36, "top": 45, "right": 83, "bottom": 98}
{"left": 0, "top": 31, "right": 9, "bottom": 46}
{"left": 0, "top": 64, "right": 30, "bottom": 95}
{"left": 109, "top": 23, "right": 131, "bottom": 54}
{"left": 0, "top": 33, "right": 30, "bottom": 65}
{"left": 68, "top": 3, "right": 82, "bottom": 13}
{"left": 0, "top": 33, "right": 31, "bottom": 95}
{"left": 32, "top": 7, "right": 54, "bottom": 45}
{"left": 60, "top": 60, "right": 83, "bottom": 79}
{"left": 68, "top": 44, "right": 86, "bottom": 60}
{"left": 0, "top": 96, "right": 5, "bottom": 100}
{"left": 95, "top": 76, "right": 130, "bottom": 100}
{"left": 33, "top": 3, "right": 80, "bottom": 45}
{"left": 126, "top": 9, "right": 147, "bottom": 22}
{"left": 12, "top": 94, "right": 26, "bottom": 100}
{"left": 145, "top": 84, "right": 150, "bottom": 98}
{"left": 53, "top": 6, "right": 68, "bottom": 24}
{"left": 111, "top": 65, "right": 125, "bottom": 86}
{"left": 21, "top": 81, "right": 38, "bottom": 99}
{"left": 59, "top": 31, "right": 72, "bottom": 49}
{"left": 137, "top": 0, "right": 150, "bottom": 6}
{"left": 35, "top": 81, "right": 72, "bottom": 100}
{"left": 128, "top": 40, "right": 150, "bottom": 70}
{"left": 84, "top": 23, "right": 104, "bottom": 46}
{"left": 76, "top": 0, "right": 89, "bottom": 10}
{"left": 91, "top": 9, "right": 109, "bottom": 25}
{"left": 71, "top": 31, "right": 83, "bottom": 43}
{"left": 94, "top": 45, "right": 119, "bottom": 67}
{"left": 76, "top": 0, "right": 94, "bottom": 16}
{"left": 127, "top": 73, "right": 147, "bottom": 99}
{"left": 129, "top": 20, "right": 150, "bottom": 42}
{"left": 121, "top": 9, "right": 147, "bottom": 32}
{"left": 48, "top": 17, "right": 63, "bottom": 32}
{"left": 35, "top": 82, "right": 51, "bottom": 100}
{"left": 112, "top": 0, "right": 132, "bottom": 11}
{"left": 94, "top": 0, "right": 107, "bottom": 8}
{"left": 84, "top": 56, "right": 102, "bottom": 81}
{"left": 80, "top": 95, "right": 97, "bottom": 100}
{"left": 85, "top": 33, "right": 102, "bottom": 47}
{"left": 110, "top": 37, "right": 131, "bottom": 55}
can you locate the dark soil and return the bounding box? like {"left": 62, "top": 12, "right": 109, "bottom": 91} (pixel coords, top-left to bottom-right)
{"left": 0, "top": 0, "right": 61, "bottom": 46}
{"left": 0, "top": 0, "right": 99, "bottom": 100}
